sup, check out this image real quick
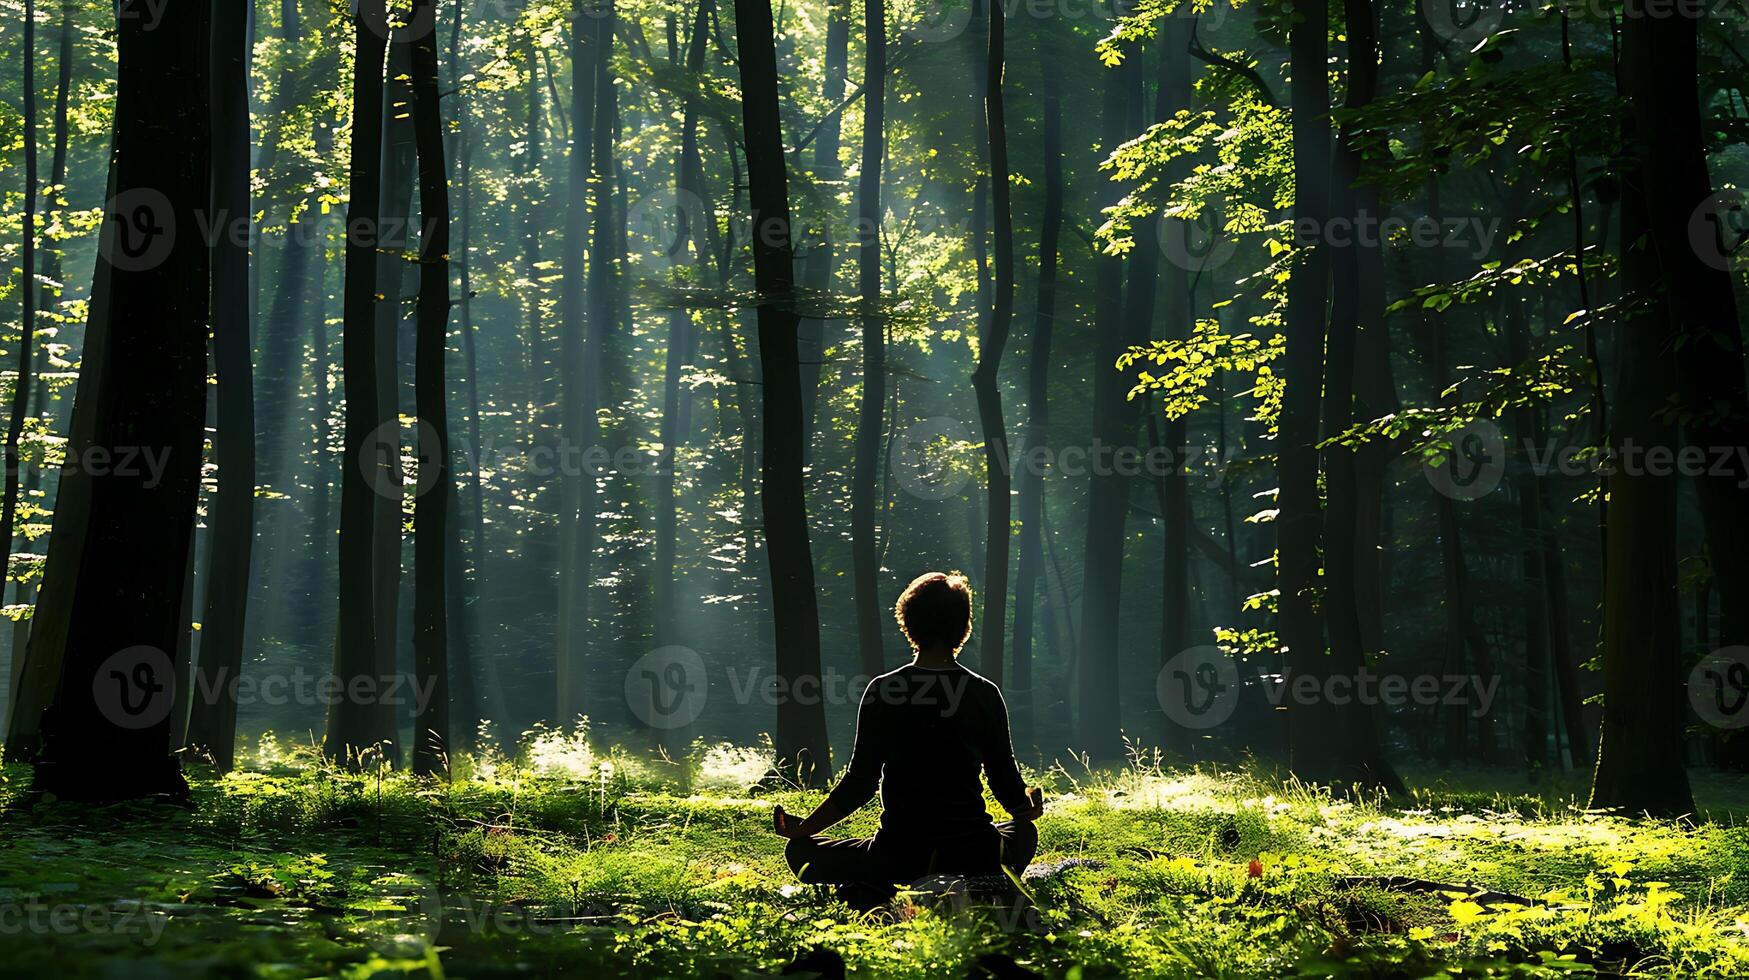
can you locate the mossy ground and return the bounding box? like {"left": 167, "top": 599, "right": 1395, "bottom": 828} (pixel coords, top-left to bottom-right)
{"left": 4, "top": 732, "right": 1749, "bottom": 978}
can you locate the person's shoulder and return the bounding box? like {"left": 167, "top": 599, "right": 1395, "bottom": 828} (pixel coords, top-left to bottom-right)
{"left": 859, "top": 667, "right": 911, "bottom": 702}
{"left": 945, "top": 664, "right": 1003, "bottom": 695}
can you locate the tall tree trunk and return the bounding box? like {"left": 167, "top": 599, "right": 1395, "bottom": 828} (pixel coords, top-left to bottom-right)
{"left": 1010, "top": 26, "right": 1061, "bottom": 739}
{"left": 1587, "top": 177, "right": 1693, "bottom": 816}
{"left": 410, "top": 0, "right": 452, "bottom": 776}
{"left": 972, "top": 0, "right": 1014, "bottom": 684}
{"left": 1, "top": 0, "right": 39, "bottom": 609}
{"left": 1589, "top": 2, "right": 1719, "bottom": 815}
{"left": 850, "top": 0, "right": 886, "bottom": 681}
{"left": 557, "top": 0, "right": 601, "bottom": 720}
{"left": 7, "top": 151, "right": 117, "bottom": 763}
{"left": 1542, "top": 461, "right": 1588, "bottom": 767}
{"left": 656, "top": 2, "right": 710, "bottom": 644}
{"left": 367, "top": 31, "right": 418, "bottom": 756}
{"left": 1430, "top": 322, "right": 1495, "bottom": 765}
{"left": 1628, "top": 6, "right": 1749, "bottom": 659}
{"left": 798, "top": 0, "right": 849, "bottom": 461}
{"left": 586, "top": 0, "right": 620, "bottom": 719}
{"left": 1308, "top": 0, "right": 1400, "bottom": 789}
{"left": 327, "top": 0, "right": 390, "bottom": 764}
{"left": 1507, "top": 300, "right": 1550, "bottom": 776}
{"left": 1153, "top": 20, "right": 1194, "bottom": 753}
{"left": 1278, "top": 0, "right": 1336, "bottom": 782}
{"left": 186, "top": 0, "right": 257, "bottom": 772}
{"left": 733, "top": 0, "right": 832, "bottom": 785}
{"left": 30, "top": 0, "right": 211, "bottom": 801}
{"left": 1073, "top": 19, "right": 1132, "bottom": 761}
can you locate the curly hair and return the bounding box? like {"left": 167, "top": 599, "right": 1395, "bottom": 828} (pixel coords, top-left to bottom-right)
{"left": 893, "top": 571, "right": 975, "bottom": 653}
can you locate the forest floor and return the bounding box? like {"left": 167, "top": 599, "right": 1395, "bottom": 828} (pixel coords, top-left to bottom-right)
{"left": 4, "top": 732, "right": 1749, "bottom": 978}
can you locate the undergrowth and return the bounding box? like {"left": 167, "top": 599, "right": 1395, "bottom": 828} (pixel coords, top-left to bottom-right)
{"left": 2, "top": 728, "right": 1747, "bottom": 978}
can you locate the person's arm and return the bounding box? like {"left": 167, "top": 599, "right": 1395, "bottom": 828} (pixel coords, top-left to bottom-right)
{"left": 774, "top": 680, "right": 884, "bottom": 838}
{"left": 982, "top": 684, "right": 1043, "bottom": 821}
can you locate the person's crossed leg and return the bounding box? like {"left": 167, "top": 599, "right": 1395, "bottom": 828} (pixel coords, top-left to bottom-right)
{"left": 785, "top": 820, "right": 1039, "bottom": 910}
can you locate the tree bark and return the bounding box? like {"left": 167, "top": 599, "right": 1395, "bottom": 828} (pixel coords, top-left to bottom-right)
{"left": 849, "top": 0, "right": 887, "bottom": 681}
{"left": 1587, "top": 178, "right": 1693, "bottom": 817}
{"left": 185, "top": 0, "right": 257, "bottom": 772}
{"left": 1010, "top": 28, "right": 1061, "bottom": 739}
{"left": 1278, "top": 0, "right": 1335, "bottom": 782}
{"left": 1073, "top": 32, "right": 1137, "bottom": 762}
{"left": 326, "top": 0, "right": 390, "bottom": 764}
{"left": 1307, "top": 0, "right": 1400, "bottom": 789}
{"left": 31, "top": 0, "right": 211, "bottom": 801}
{"left": 798, "top": 0, "right": 849, "bottom": 461}
{"left": 733, "top": 0, "right": 832, "bottom": 785}
{"left": 410, "top": 0, "right": 452, "bottom": 776}
{"left": 1626, "top": 5, "right": 1749, "bottom": 659}
{"left": 558, "top": 0, "right": 602, "bottom": 720}
{"left": 971, "top": 0, "right": 1014, "bottom": 684}
{"left": 1, "top": 0, "right": 39, "bottom": 614}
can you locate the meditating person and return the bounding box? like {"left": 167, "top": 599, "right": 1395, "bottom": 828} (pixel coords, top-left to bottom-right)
{"left": 772, "top": 571, "right": 1044, "bottom": 907}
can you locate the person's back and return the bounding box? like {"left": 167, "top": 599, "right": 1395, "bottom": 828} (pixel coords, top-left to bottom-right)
{"left": 773, "top": 572, "right": 1043, "bottom": 907}
{"left": 843, "top": 662, "right": 1025, "bottom": 839}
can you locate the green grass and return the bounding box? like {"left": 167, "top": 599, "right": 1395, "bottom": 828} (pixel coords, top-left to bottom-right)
{"left": 3, "top": 730, "right": 1749, "bottom": 978}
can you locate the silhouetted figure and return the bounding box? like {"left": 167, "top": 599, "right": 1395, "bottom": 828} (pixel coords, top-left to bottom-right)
{"left": 774, "top": 572, "right": 1044, "bottom": 909}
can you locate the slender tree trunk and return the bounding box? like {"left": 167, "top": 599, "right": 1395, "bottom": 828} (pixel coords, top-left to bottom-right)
{"left": 1430, "top": 322, "right": 1494, "bottom": 764}
{"left": 410, "top": 0, "right": 452, "bottom": 776}
{"left": 1073, "top": 20, "right": 1131, "bottom": 761}
{"left": 850, "top": 0, "right": 886, "bottom": 681}
{"left": 1153, "top": 21, "right": 1194, "bottom": 752}
{"left": 30, "top": 0, "right": 211, "bottom": 801}
{"left": 798, "top": 0, "right": 849, "bottom": 461}
{"left": 1010, "top": 32, "right": 1061, "bottom": 739}
{"left": 1507, "top": 301, "right": 1550, "bottom": 776}
{"left": 1307, "top": 0, "right": 1400, "bottom": 789}
{"left": 1279, "top": 0, "right": 1336, "bottom": 782}
{"left": 655, "top": 2, "right": 710, "bottom": 643}
{"left": 733, "top": 0, "right": 832, "bottom": 785}
{"left": 186, "top": 0, "right": 256, "bottom": 772}
{"left": 327, "top": 0, "right": 390, "bottom": 764}
{"left": 1542, "top": 457, "right": 1588, "bottom": 767}
{"left": 1, "top": 0, "right": 39, "bottom": 607}
{"left": 557, "top": 0, "right": 601, "bottom": 720}
{"left": 587, "top": 0, "right": 620, "bottom": 719}
{"left": 972, "top": 0, "right": 1014, "bottom": 684}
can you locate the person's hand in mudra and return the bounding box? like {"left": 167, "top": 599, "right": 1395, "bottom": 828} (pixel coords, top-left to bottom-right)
{"left": 1012, "top": 786, "right": 1045, "bottom": 823}
{"left": 772, "top": 804, "right": 801, "bottom": 839}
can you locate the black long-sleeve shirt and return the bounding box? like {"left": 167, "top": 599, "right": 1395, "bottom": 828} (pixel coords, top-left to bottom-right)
{"left": 824, "top": 663, "right": 1028, "bottom": 838}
